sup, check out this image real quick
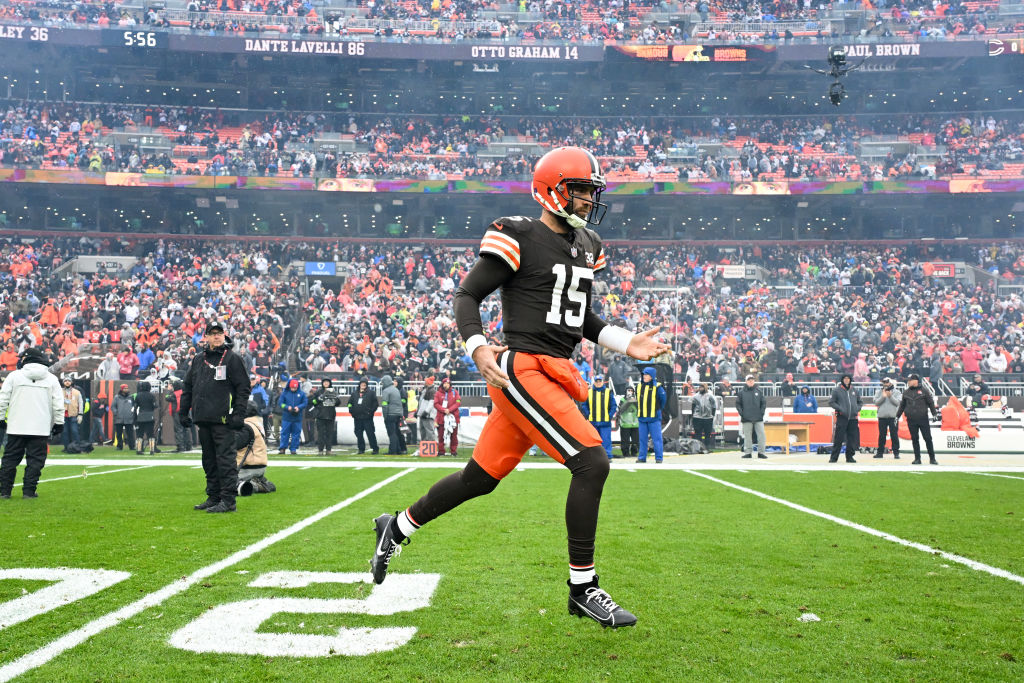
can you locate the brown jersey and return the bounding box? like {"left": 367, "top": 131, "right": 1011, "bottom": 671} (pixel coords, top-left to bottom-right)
{"left": 479, "top": 216, "right": 607, "bottom": 359}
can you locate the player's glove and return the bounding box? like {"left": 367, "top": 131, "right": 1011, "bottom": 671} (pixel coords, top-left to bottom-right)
{"left": 0, "top": 420, "right": 6, "bottom": 431}
{"left": 228, "top": 413, "right": 244, "bottom": 430}
{"left": 179, "top": 415, "right": 193, "bottom": 429}
{"left": 77, "top": 415, "right": 83, "bottom": 424}
{"left": 51, "top": 423, "right": 63, "bottom": 438}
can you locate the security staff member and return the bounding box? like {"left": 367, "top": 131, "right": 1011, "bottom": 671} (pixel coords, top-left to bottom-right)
{"left": 179, "top": 322, "right": 250, "bottom": 513}
{"left": 636, "top": 366, "right": 666, "bottom": 463}
{"left": 0, "top": 348, "right": 63, "bottom": 499}
{"left": 896, "top": 374, "right": 940, "bottom": 465}
{"left": 310, "top": 378, "right": 339, "bottom": 455}
{"left": 581, "top": 374, "right": 617, "bottom": 460}
{"left": 828, "top": 373, "right": 862, "bottom": 464}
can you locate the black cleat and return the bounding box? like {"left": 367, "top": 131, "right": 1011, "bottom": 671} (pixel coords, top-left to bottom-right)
{"left": 23, "top": 491, "right": 38, "bottom": 499}
{"left": 193, "top": 498, "right": 219, "bottom": 511}
{"left": 568, "top": 581, "right": 637, "bottom": 629}
{"left": 1, "top": 492, "right": 11, "bottom": 500}
{"left": 370, "top": 513, "right": 407, "bottom": 584}
{"left": 757, "top": 454, "right": 767, "bottom": 459}
{"left": 206, "top": 501, "right": 236, "bottom": 513}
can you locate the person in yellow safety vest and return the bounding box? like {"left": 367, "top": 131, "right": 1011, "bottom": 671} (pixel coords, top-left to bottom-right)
{"left": 580, "top": 375, "right": 617, "bottom": 460}
{"left": 636, "top": 367, "right": 666, "bottom": 463}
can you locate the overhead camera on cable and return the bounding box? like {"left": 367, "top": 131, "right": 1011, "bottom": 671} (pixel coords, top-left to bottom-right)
{"left": 804, "top": 46, "right": 867, "bottom": 107}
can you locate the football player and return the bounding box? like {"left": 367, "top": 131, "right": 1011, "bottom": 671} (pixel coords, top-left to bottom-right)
{"left": 370, "top": 146, "right": 669, "bottom": 628}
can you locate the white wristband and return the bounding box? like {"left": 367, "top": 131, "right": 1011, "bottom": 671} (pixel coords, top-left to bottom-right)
{"left": 598, "top": 325, "right": 634, "bottom": 355}
{"left": 464, "top": 334, "right": 488, "bottom": 358}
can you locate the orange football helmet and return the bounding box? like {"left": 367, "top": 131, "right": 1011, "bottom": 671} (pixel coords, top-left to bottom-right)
{"left": 531, "top": 146, "right": 607, "bottom": 229}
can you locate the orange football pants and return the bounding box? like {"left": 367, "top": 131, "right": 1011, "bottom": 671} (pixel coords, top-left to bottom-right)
{"left": 472, "top": 351, "right": 602, "bottom": 479}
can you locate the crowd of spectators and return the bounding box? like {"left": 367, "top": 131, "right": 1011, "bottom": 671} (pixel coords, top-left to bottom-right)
{"left": 2, "top": 233, "right": 1023, "bottom": 394}
{"left": 2, "top": 0, "right": 1022, "bottom": 43}
{"left": 0, "top": 235, "right": 301, "bottom": 383}
{"left": 3, "top": 99, "right": 1023, "bottom": 180}
{"left": 293, "top": 238, "right": 1024, "bottom": 392}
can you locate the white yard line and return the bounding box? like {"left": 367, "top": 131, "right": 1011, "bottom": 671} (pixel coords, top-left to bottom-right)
{"left": 686, "top": 470, "right": 1024, "bottom": 588}
{"left": 0, "top": 468, "right": 414, "bottom": 683}
{"left": 971, "top": 472, "right": 1024, "bottom": 482}
{"left": 43, "top": 457, "right": 1024, "bottom": 473}
{"left": 12, "top": 466, "right": 152, "bottom": 488}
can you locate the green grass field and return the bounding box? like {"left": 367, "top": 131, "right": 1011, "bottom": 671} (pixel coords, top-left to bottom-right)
{"left": 0, "top": 448, "right": 1022, "bottom": 681}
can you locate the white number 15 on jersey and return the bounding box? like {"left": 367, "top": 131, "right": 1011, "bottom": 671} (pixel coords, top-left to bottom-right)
{"left": 545, "top": 264, "right": 593, "bottom": 328}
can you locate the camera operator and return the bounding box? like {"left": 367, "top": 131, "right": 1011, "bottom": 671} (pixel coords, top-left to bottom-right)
{"left": 691, "top": 382, "right": 716, "bottom": 451}
{"left": 873, "top": 377, "right": 901, "bottom": 460}
{"left": 0, "top": 348, "right": 63, "bottom": 499}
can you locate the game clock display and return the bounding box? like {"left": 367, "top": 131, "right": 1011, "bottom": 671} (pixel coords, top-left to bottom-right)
{"left": 105, "top": 29, "right": 169, "bottom": 49}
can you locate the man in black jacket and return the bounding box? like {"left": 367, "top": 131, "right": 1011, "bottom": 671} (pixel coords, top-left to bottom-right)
{"left": 737, "top": 375, "right": 766, "bottom": 459}
{"left": 179, "top": 322, "right": 250, "bottom": 513}
{"left": 896, "top": 374, "right": 940, "bottom": 465}
{"left": 828, "top": 374, "right": 862, "bottom": 464}
{"left": 309, "top": 378, "right": 339, "bottom": 455}
{"left": 347, "top": 378, "right": 379, "bottom": 455}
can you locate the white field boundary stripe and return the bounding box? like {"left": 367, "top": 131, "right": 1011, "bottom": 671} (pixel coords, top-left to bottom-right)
{"left": 971, "top": 472, "right": 1024, "bottom": 481}
{"left": 0, "top": 468, "right": 414, "bottom": 683}
{"left": 12, "top": 466, "right": 152, "bottom": 487}
{"left": 686, "top": 470, "right": 1024, "bottom": 587}
{"left": 43, "top": 458, "right": 1024, "bottom": 473}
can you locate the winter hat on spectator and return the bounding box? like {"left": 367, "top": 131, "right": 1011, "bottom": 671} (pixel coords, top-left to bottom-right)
{"left": 17, "top": 347, "right": 48, "bottom": 368}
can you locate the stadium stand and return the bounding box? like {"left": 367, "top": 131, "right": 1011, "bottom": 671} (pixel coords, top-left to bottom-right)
{"left": 11, "top": 234, "right": 1018, "bottom": 386}
{"left": 3, "top": 101, "right": 1023, "bottom": 181}
{"left": 4, "top": 235, "right": 1022, "bottom": 389}
{"left": 1, "top": 0, "right": 1022, "bottom": 41}
{"left": 0, "top": 235, "right": 299, "bottom": 379}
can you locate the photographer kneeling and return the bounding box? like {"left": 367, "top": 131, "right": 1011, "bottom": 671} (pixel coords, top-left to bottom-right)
{"left": 235, "top": 402, "right": 276, "bottom": 497}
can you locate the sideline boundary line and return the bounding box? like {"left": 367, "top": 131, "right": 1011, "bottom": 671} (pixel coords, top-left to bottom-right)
{"left": 44, "top": 458, "right": 1024, "bottom": 473}
{"left": 0, "top": 468, "right": 414, "bottom": 683}
{"left": 686, "top": 470, "right": 1024, "bottom": 587}
{"left": 12, "top": 466, "right": 152, "bottom": 488}
{"left": 970, "top": 472, "right": 1024, "bottom": 481}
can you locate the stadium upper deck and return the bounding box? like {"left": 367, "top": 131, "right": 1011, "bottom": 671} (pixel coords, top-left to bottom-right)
{"left": 0, "top": 0, "right": 1022, "bottom": 45}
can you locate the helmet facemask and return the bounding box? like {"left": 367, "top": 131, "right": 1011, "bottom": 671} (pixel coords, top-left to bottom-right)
{"left": 547, "top": 179, "right": 607, "bottom": 229}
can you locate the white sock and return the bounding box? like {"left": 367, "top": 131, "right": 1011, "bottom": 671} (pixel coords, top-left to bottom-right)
{"left": 396, "top": 509, "right": 420, "bottom": 538}
{"left": 569, "top": 564, "right": 596, "bottom": 585}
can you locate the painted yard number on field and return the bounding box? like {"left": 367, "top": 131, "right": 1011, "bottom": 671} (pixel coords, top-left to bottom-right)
{"left": 0, "top": 568, "right": 131, "bottom": 630}
{"left": 0, "top": 568, "right": 439, "bottom": 657}
{"left": 169, "top": 571, "right": 441, "bottom": 657}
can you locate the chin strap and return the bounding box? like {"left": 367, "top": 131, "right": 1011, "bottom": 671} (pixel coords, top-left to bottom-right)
{"left": 548, "top": 188, "right": 588, "bottom": 229}
{"left": 565, "top": 214, "right": 587, "bottom": 230}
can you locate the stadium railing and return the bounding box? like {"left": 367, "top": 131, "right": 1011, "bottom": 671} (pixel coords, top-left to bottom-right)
{"left": 302, "top": 376, "right": 491, "bottom": 398}
{"left": 159, "top": 8, "right": 318, "bottom": 32}
{"left": 958, "top": 377, "right": 1024, "bottom": 398}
